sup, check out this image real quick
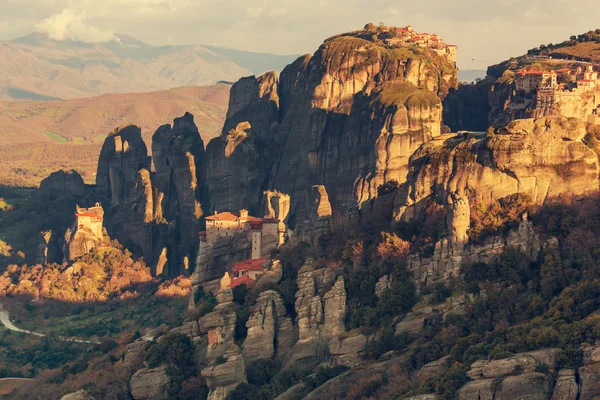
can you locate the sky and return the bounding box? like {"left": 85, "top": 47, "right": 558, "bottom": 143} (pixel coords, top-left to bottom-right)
{"left": 0, "top": 0, "right": 598, "bottom": 70}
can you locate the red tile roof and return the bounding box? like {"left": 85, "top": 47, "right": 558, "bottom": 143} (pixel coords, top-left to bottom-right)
{"left": 516, "top": 69, "right": 555, "bottom": 76}
{"left": 230, "top": 275, "right": 255, "bottom": 288}
{"left": 232, "top": 258, "right": 266, "bottom": 273}
{"left": 206, "top": 212, "right": 239, "bottom": 221}
{"left": 76, "top": 213, "right": 103, "bottom": 218}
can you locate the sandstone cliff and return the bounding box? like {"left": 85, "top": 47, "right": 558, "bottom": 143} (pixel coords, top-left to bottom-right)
{"left": 96, "top": 125, "right": 156, "bottom": 267}
{"left": 152, "top": 112, "right": 206, "bottom": 274}
{"left": 205, "top": 73, "right": 280, "bottom": 215}
{"left": 394, "top": 116, "right": 599, "bottom": 225}
{"left": 96, "top": 114, "right": 207, "bottom": 276}
{"left": 204, "top": 25, "right": 457, "bottom": 227}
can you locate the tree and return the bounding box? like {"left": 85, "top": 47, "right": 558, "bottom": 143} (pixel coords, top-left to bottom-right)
{"left": 377, "top": 180, "right": 400, "bottom": 196}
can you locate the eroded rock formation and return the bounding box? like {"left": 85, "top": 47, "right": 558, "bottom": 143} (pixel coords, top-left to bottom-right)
{"left": 395, "top": 116, "right": 599, "bottom": 225}
{"left": 283, "top": 259, "right": 346, "bottom": 370}
{"left": 243, "top": 290, "right": 295, "bottom": 363}
{"left": 205, "top": 73, "right": 280, "bottom": 215}
{"left": 38, "top": 169, "right": 85, "bottom": 203}
{"left": 129, "top": 366, "right": 170, "bottom": 400}
{"left": 152, "top": 112, "right": 206, "bottom": 274}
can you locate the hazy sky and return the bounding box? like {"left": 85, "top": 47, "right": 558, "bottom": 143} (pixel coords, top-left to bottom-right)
{"left": 0, "top": 0, "right": 598, "bottom": 69}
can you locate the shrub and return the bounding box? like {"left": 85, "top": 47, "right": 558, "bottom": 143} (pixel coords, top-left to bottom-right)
{"left": 377, "top": 180, "right": 400, "bottom": 196}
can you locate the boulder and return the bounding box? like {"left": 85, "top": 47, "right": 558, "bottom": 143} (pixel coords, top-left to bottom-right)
{"left": 494, "top": 372, "right": 553, "bottom": 400}
{"left": 579, "top": 362, "right": 600, "bottom": 400}
{"left": 129, "top": 366, "right": 170, "bottom": 400}
{"left": 328, "top": 333, "right": 367, "bottom": 355}
{"left": 60, "top": 390, "right": 95, "bottom": 400}
{"left": 457, "top": 379, "right": 495, "bottom": 400}
{"left": 480, "top": 349, "right": 560, "bottom": 379}
{"left": 552, "top": 369, "right": 578, "bottom": 400}
{"left": 418, "top": 355, "right": 450, "bottom": 381}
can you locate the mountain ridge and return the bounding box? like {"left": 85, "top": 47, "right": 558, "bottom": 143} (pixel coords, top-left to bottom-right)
{"left": 0, "top": 32, "right": 299, "bottom": 101}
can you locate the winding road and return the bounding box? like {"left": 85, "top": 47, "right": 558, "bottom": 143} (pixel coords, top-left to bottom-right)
{"left": 0, "top": 303, "right": 99, "bottom": 344}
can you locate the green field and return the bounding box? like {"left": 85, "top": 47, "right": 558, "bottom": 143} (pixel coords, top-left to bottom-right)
{"left": 44, "top": 130, "right": 68, "bottom": 144}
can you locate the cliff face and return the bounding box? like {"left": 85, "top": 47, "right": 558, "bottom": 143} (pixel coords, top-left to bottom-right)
{"left": 96, "top": 125, "right": 155, "bottom": 265}
{"left": 270, "top": 35, "right": 456, "bottom": 225}
{"left": 96, "top": 115, "right": 207, "bottom": 276}
{"left": 204, "top": 28, "right": 457, "bottom": 226}
{"left": 152, "top": 112, "right": 206, "bottom": 273}
{"left": 205, "top": 73, "right": 279, "bottom": 215}
{"left": 394, "top": 116, "right": 599, "bottom": 224}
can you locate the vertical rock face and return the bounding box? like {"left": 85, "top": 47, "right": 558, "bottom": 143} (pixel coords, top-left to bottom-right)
{"left": 152, "top": 112, "right": 206, "bottom": 275}
{"left": 96, "top": 125, "right": 155, "bottom": 268}
{"left": 197, "top": 287, "right": 247, "bottom": 400}
{"left": 394, "top": 117, "right": 599, "bottom": 225}
{"left": 129, "top": 366, "right": 170, "bottom": 400}
{"left": 38, "top": 170, "right": 85, "bottom": 203}
{"left": 294, "top": 259, "right": 346, "bottom": 341}
{"left": 198, "top": 287, "right": 237, "bottom": 357}
{"left": 446, "top": 192, "right": 470, "bottom": 248}
{"left": 268, "top": 32, "right": 456, "bottom": 225}
{"left": 205, "top": 72, "right": 280, "bottom": 215}
{"left": 201, "top": 344, "right": 247, "bottom": 400}
{"left": 242, "top": 290, "right": 296, "bottom": 363}
{"left": 95, "top": 115, "right": 206, "bottom": 276}
{"left": 205, "top": 26, "right": 456, "bottom": 227}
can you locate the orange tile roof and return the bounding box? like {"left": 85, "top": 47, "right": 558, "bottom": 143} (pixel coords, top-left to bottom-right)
{"left": 206, "top": 212, "right": 239, "bottom": 221}
{"left": 230, "top": 275, "right": 255, "bottom": 288}
{"left": 232, "top": 258, "right": 266, "bottom": 273}
{"left": 76, "top": 213, "right": 103, "bottom": 218}
{"left": 516, "top": 69, "right": 554, "bottom": 76}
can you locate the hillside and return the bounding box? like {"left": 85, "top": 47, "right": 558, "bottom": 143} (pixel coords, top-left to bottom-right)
{"left": 0, "top": 84, "right": 230, "bottom": 187}
{"left": 4, "top": 24, "right": 600, "bottom": 400}
{"left": 0, "top": 32, "right": 298, "bottom": 101}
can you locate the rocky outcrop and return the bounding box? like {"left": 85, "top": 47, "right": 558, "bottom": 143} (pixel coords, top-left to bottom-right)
{"left": 458, "top": 348, "right": 568, "bottom": 400}
{"left": 198, "top": 288, "right": 237, "bottom": 358}
{"left": 60, "top": 390, "right": 95, "bottom": 400}
{"left": 269, "top": 32, "right": 456, "bottom": 225}
{"left": 129, "top": 366, "right": 170, "bottom": 400}
{"left": 204, "top": 26, "right": 456, "bottom": 228}
{"left": 96, "top": 125, "right": 156, "bottom": 269}
{"left": 205, "top": 72, "right": 280, "bottom": 215}
{"left": 552, "top": 369, "right": 578, "bottom": 400}
{"left": 152, "top": 113, "right": 206, "bottom": 275}
{"left": 328, "top": 332, "right": 367, "bottom": 368}
{"left": 395, "top": 117, "right": 599, "bottom": 225}
{"left": 201, "top": 344, "right": 247, "bottom": 400}
{"left": 193, "top": 232, "right": 252, "bottom": 294}
{"left": 38, "top": 169, "right": 85, "bottom": 203}
{"left": 295, "top": 260, "right": 345, "bottom": 341}
{"left": 408, "top": 215, "right": 542, "bottom": 288}
{"left": 465, "top": 349, "right": 560, "bottom": 379}
{"left": 95, "top": 114, "right": 208, "bottom": 276}
{"left": 243, "top": 290, "right": 296, "bottom": 363}
{"left": 283, "top": 259, "right": 346, "bottom": 370}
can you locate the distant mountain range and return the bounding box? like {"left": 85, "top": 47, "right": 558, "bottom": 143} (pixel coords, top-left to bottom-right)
{"left": 0, "top": 32, "right": 299, "bottom": 101}
{"left": 458, "top": 69, "right": 486, "bottom": 82}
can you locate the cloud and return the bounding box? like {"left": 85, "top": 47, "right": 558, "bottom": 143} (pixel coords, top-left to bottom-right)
{"left": 35, "top": 9, "right": 117, "bottom": 42}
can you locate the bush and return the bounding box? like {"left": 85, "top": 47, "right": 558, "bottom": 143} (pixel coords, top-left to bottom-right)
{"left": 145, "top": 333, "right": 197, "bottom": 396}
{"left": 377, "top": 180, "right": 400, "bottom": 196}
